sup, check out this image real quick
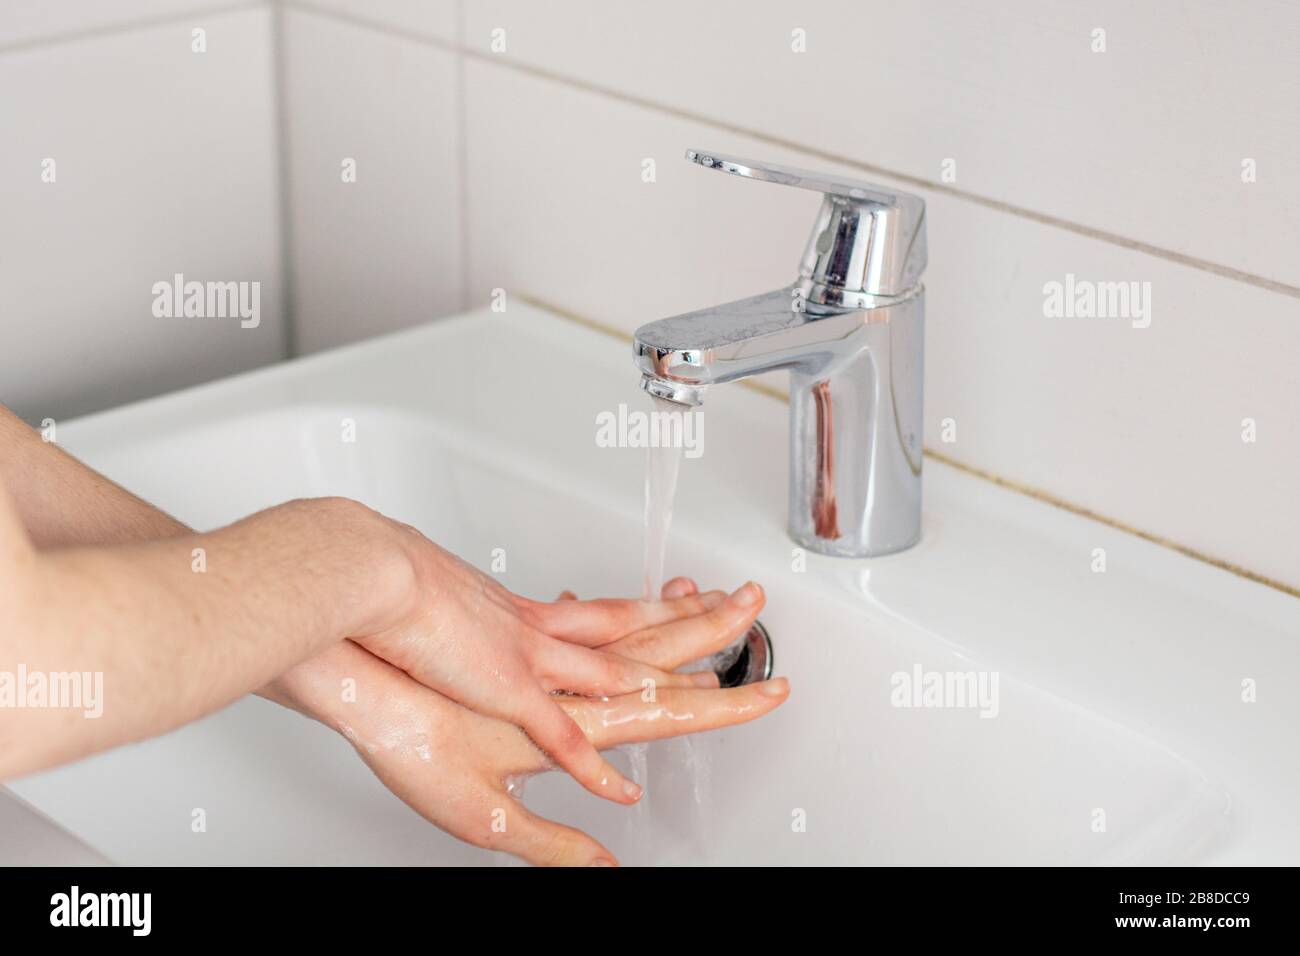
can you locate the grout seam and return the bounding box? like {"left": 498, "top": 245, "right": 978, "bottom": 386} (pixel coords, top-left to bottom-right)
{"left": 0, "top": 1, "right": 268, "bottom": 56}
{"left": 269, "top": 0, "right": 298, "bottom": 358}
{"left": 280, "top": 0, "right": 1300, "bottom": 303}
{"left": 453, "top": 0, "right": 471, "bottom": 312}
{"left": 516, "top": 290, "right": 1300, "bottom": 601}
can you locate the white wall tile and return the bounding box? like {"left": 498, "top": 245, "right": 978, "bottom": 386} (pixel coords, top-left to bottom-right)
{"left": 282, "top": 0, "right": 457, "bottom": 42}
{"left": 465, "top": 0, "right": 1300, "bottom": 290}
{"left": 0, "top": 8, "right": 284, "bottom": 421}
{"left": 464, "top": 61, "right": 1300, "bottom": 589}
{"left": 0, "top": 1, "right": 254, "bottom": 49}
{"left": 282, "top": 9, "right": 463, "bottom": 352}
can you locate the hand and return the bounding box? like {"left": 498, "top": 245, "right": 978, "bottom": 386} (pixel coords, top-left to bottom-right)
{"left": 353, "top": 521, "right": 765, "bottom": 806}
{"left": 0, "top": 402, "right": 777, "bottom": 794}
{"left": 271, "top": 577, "right": 786, "bottom": 866}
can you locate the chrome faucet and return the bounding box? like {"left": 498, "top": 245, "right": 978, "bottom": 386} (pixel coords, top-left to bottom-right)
{"left": 634, "top": 150, "right": 926, "bottom": 558}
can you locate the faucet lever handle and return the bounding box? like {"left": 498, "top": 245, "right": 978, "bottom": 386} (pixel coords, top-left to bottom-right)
{"left": 687, "top": 148, "right": 927, "bottom": 304}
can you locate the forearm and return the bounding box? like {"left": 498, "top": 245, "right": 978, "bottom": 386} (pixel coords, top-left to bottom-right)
{"left": 0, "top": 403, "right": 360, "bottom": 727}
{"left": 0, "top": 405, "right": 187, "bottom": 547}
{"left": 0, "top": 497, "right": 413, "bottom": 779}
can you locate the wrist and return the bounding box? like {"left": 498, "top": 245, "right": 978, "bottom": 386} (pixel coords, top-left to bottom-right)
{"left": 254, "top": 497, "right": 419, "bottom": 722}
{"left": 258, "top": 642, "right": 354, "bottom": 727}
{"left": 286, "top": 497, "right": 418, "bottom": 637}
{"left": 259, "top": 640, "right": 400, "bottom": 740}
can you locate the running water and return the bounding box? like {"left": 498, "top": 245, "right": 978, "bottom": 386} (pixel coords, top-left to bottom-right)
{"left": 641, "top": 396, "right": 686, "bottom": 602}
{"left": 626, "top": 395, "right": 713, "bottom": 859}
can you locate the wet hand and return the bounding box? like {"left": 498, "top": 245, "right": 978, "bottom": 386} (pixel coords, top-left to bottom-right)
{"left": 283, "top": 575, "right": 785, "bottom": 866}
{"left": 353, "top": 524, "right": 761, "bottom": 806}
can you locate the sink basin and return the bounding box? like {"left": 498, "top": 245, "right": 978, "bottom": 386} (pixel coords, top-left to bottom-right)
{"left": 10, "top": 305, "right": 1297, "bottom": 865}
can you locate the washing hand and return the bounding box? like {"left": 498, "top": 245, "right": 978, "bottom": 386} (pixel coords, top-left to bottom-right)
{"left": 271, "top": 577, "right": 785, "bottom": 865}
{"left": 0, "top": 402, "right": 781, "bottom": 830}
{"left": 352, "top": 518, "right": 767, "bottom": 805}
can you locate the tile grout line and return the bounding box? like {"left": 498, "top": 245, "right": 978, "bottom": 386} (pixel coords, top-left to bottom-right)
{"left": 0, "top": 1, "right": 269, "bottom": 56}
{"left": 269, "top": 0, "right": 298, "bottom": 359}
{"left": 281, "top": 0, "right": 1300, "bottom": 303}
{"left": 919, "top": 448, "right": 1300, "bottom": 600}
{"left": 453, "top": 0, "right": 471, "bottom": 312}
{"left": 517, "top": 291, "right": 1300, "bottom": 601}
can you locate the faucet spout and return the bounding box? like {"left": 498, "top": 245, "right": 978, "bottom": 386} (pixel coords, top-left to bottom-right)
{"left": 635, "top": 287, "right": 902, "bottom": 393}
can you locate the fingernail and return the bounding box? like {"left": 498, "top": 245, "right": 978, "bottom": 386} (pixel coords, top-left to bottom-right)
{"left": 663, "top": 578, "right": 692, "bottom": 599}
{"left": 732, "top": 581, "right": 761, "bottom": 607}
{"left": 590, "top": 857, "right": 618, "bottom": 867}
{"left": 757, "top": 677, "right": 789, "bottom": 697}
{"left": 622, "top": 779, "right": 643, "bottom": 801}
{"left": 700, "top": 590, "right": 726, "bottom": 609}
{"left": 690, "top": 671, "right": 720, "bottom": 688}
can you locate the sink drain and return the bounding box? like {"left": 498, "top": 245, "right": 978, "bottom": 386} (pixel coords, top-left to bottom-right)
{"left": 707, "top": 621, "right": 773, "bottom": 688}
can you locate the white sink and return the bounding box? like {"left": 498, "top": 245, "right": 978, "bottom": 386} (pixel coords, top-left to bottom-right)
{"left": 11, "top": 305, "right": 1298, "bottom": 865}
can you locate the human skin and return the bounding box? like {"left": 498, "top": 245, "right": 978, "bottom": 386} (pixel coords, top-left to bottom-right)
{"left": 271, "top": 578, "right": 786, "bottom": 865}
{"left": 0, "top": 406, "right": 787, "bottom": 862}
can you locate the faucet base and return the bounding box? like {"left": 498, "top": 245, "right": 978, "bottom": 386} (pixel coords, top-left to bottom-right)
{"left": 789, "top": 525, "right": 923, "bottom": 560}
{"left": 785, "top": 292, "right": 925, "bottom": 558}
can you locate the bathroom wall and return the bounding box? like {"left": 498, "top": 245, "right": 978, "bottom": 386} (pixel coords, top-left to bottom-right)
{"left": 0, "top": 1, "right": 285, "bottom": 422}
{"left": 278, "top": 1, "right": 463, "bottom": 353}
{"left": 276, "top": 1, "right": 1299, "bottom": 592}
{"left": 8, "top": 2, "right": 1293, "bottom": 593}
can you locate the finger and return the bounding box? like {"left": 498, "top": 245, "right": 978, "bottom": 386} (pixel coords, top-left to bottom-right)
{"left": 519, "top": 695, "right": 644, "bottom": 805}
{"left": 562, "top": 679, "right": 790, "bottom": 750}
{"left": 518, "top": 590, "right": 728, "bottom": 646}
{"left": 491, "top": 801, "right": 618, "bottom": 867}
{"left": 661, "top": 577, "right": 697, "bottom": 599}
{"left": 553, "top": 578, "right": 696, "bottom": 603}
{"left": 608, "top": 581, "right": 764, "bottom": 671}
{"left": 534, "top": 638, "right": 716, "bottom": 696}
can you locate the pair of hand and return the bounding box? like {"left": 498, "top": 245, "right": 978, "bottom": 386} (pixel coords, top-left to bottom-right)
{"left": 270, "top": 518, "right": 788, "bottom": 865}
{"left": 0, "top": 400, "right": 785, "bottom": 861}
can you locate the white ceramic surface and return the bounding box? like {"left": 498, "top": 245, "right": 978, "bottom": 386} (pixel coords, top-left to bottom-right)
{"left": 282, "top": 8, "right": 465, "bottom": 353}
{"left": 0, "top": 788, "right": 108, "bottom": 866}
{"left": 0, "top": 7, "right": 285, "bottom": 421}
{"left": 10, "top": 305, "right": 1297, "bottom": 865}
{"left": 461, "top": 60, "right": 1300, "bottom": 592}
{"left": 463, "top": 0, "right": 1300, "bottom": 286}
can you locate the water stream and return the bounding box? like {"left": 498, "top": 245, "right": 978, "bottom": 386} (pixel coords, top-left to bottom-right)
{"left": 625, "top": 395, "right": 712, "bottom": 859}
{"left": 641, "top": 395, "right": 686, "bottom": 602}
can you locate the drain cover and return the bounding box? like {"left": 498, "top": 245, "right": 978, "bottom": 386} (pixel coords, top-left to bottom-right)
{"left": 708, "top": 621, "right": 773, "bottom": 688}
